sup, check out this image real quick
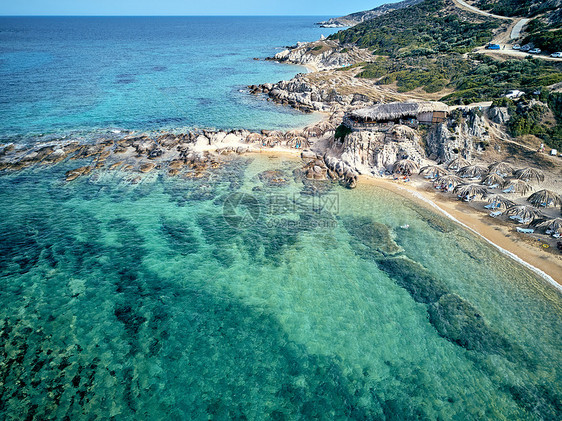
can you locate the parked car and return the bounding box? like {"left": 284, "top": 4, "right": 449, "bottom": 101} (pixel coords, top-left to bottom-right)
{"left": 551, "top": 52, "right": 562, "bottom": 58}
{"left": 512, "top": 44, "right": 521, "bottom": 50}
{"left": 505, "top": 89, "right": 524, "bottom": 99}
{"left": 529, "top": 48, "right": 541, "bottom": 54}
{"left": 486, "top": 43, "right": 501, "bottom": 50}
{"left": 521, "top": 44, "right": 532, "bottom": 52}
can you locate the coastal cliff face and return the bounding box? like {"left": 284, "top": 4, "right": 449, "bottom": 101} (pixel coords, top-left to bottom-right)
{"left": 270, "top": 40, "right": 373, "bottom": 71}
{"left": 329, "top": 125, "right": 425, "bottom": 175}
{"left": 316, "top": 0, "right": 424, "bottom": 27}
{"left": 426, "top": 110, "right": 488, "bottom": 162}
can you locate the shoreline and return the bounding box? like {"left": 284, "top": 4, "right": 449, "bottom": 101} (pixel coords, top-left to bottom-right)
{"left": 245, "top": 148, "right": 561, "bottom": 289}
{"left": 358, "top": 175, "right": 562, "bottom": 289}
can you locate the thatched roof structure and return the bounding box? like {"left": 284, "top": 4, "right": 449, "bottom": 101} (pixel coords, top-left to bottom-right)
{"left": 457, "top": 165, "right": 488, "bottom": 179}
{"left": 436, "top": 174, "right": 463, "bottom": 187}
{"left": 245, "top": 133, "right": 263, "bottom": 143}
{"left": 488, "top": 161, "right": 513, "bottom": 176}
{"left": 482, "top": 173, "right": 504, "bottom": 186}
{"left": 285, "top": 136, "right": 307, "bottom": 147}
{"left": 263, "top": 136, "right": 283, "bottom": 147}
{"left": 502, "top": 179, "right": 532, "bottom": 195}
{"left": 514, "top": 167, "right": 544, "bottom": 183}
{"left": 420, "top": 165, "right": 448, "bottom": 178}
{"left": 486, "top": 195, "right": 514, "bottom": 209}
{"left": 531, "top": 217, "right": 562, "bottom": 234}
{"left": 454, "top": 184, "right": 489, "bottom": 199}
{"left": 349, "top": 101, "right": 448, "bottom": 122}
{"left": 505, "top": 205, "right": 543, "bottom": 222}
{"left": 446, "top": 157, "right": 471, "bottom": 171}
{"left": 285, "top": 129, "right": 304, "bottom": 140}
{"left": 393, "top": 159, "right": 420, "bottom": 175}
{"left": 317, "top": 121, "right": 336, "bottom": 132}
{"left": 527, "top": 189, "right": 562, "bottom": 208}
{"left": 303, "top": 126, "right": 323, "bottom": 138}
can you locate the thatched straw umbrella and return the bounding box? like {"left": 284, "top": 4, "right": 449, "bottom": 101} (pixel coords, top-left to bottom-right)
{"left": 317, "top": 121, "right": 336, "bottom": 132}
{"left": 454, "top": 184, "right": 489, "bottom": 200}
{"left": 457, "top": 164, "right": 488, "bottom": 179}
{"left": 393, "top": 159, "right": 419, "bottom": 175}
{"left": 447, "top": 157, "right": 470, "bottom": 171}
{"left": 303, "top": 126, "right": 323, "bottom": 138}
{"left": 285, "top": 129, "right": 303, "bottom": 140}
{"left": 486, "top": 194, "right": 514, "bottom": 210}
{"left": 527, "top": 189, "right": 562, "bottom": 208}
{"left": 285, "top": 136, "right": 307, "bottom": 148}
{"left": 531, "top": 217, "right": 562, "bottom": 235}
{"left": 264, "top": 136, "right": 283, "bottom": 147}
{"left": 482, "top": 173, "right": 504, "bottom": 187}
{"left": 420, "top": 165, "right": 448, "bottom": 178}
{"left": 505, "top": 205, "right": 543, "bottom": 223}
{"left": 514, "top": 167, "right": 544, "bottom": 183}
{"left": 245, "top": 132, "right": 263, "bottom": 143}
{"left": 502, "top": 179, "right": 532, "bottom": 195}
{"left": 488, "top": 161, "right": 513, "bottom": 176}
{"left": 435, "top": 175, "right": 463, "bottom": 191}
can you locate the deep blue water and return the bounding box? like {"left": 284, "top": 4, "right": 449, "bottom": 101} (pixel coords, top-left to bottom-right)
{"left": 0, "top": 16, "right": 338, "bottom": 141}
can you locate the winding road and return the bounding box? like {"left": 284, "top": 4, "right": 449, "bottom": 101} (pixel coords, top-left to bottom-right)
{"left": 452, "top": 0, "right": 562, "bottom": 61}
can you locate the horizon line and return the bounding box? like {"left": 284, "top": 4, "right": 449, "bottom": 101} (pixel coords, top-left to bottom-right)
{"left": 0, "top": 14, "right": 333, "bottom": 17}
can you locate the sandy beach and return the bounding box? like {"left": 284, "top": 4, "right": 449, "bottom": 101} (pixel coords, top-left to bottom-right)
{"left": 361, "top": 175, "right": 562, "bottom": 288}
{"left": 241, "top": 146, "right": 562, "bottom": 288}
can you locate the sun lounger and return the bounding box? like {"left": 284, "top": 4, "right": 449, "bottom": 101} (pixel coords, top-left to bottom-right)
{"left": 510, "top": 215, "right": 532, "bottom": 224}
{"left": 502, "top": 186, "right": 514, "bottom": 193}
{"left": 516, "top": 227, "right": 534, "bottom": 234}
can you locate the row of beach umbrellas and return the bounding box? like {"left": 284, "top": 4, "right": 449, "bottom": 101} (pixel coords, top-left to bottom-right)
{"left": 394, "top": 158, "right": 561, "bottom": 235}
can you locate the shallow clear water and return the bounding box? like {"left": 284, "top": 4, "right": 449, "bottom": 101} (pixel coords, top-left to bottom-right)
{"left": 0, "top": 16, "right": 338, "bottom": 141}
{"left": 0, "top": 155, "right": 560, "bottom": 419}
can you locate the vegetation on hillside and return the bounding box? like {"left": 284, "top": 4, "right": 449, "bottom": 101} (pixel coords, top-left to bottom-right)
{"left": 329, "top": 0, "right": 562, "bottom": 148}
{"left": 329, "top": 0, "right": 500, "bottom": 57}
{"left": 475, "top": 0, "right": 559, "bottom": 18}
{"left": 352, "top": 55, "right": 562, "bottom": 104}
{"left": 522, "top": 19, "right": 562, "bottom": 53}
{"left": 491, "top": 94, "right": 562, "bottom": 149}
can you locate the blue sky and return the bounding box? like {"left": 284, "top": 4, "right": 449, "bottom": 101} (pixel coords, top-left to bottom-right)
{"left": 0, "top": 0, "right": 391, "bottom": 16}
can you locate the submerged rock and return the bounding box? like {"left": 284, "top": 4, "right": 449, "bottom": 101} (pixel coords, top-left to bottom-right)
{"left": 65, "top": 166, "right": 92, "bottom": 181}
{"left": 375, "top": 257, "right": 446, "bottom": 304}
{"left": 342, "top": 216, "right": 403, "bottom": 258}
{"left": 139, "top": 163, "right": 156, "bottom": 173}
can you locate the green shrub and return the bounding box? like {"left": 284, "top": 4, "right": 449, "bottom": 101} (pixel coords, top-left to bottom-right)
{"left": 334, "top": 124, "right": 352, "bottom": 142}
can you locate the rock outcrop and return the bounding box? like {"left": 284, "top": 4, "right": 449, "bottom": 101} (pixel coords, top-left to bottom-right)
{"left": 426, "top": 109, "right": 488, "bottom": 163}
{"left": 328, "top": 125, "right": 425, "bottom": 175}
{"left": 317, "top": 0, "right": 424, "bottom": 27}
{"left": 488, "top": 106, "right": 511, "bottom": 124}
{"left": 269, "top": 40, "right": 373, "bottom": 71}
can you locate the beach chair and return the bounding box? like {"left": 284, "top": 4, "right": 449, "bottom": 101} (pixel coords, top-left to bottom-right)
{"left": 502, "top": 186, "right": 514, "bottom": 194}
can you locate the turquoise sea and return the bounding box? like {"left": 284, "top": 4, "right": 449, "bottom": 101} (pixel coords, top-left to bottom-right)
{"left": 0, "top": 17, "right": 561, "bottom": 420}
{"left": 0, "top": 16, "right": 339, "bottom": 142}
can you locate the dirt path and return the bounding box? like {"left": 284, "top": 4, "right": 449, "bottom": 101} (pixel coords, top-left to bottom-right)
{"left": 452, "top": 0, "right": 513, "bottom": 20}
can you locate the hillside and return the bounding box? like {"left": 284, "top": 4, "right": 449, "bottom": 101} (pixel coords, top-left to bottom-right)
{"left": 316, "top": 0, "right": 423, "bottom": 28}
{"left": 329, "top": 0, "right": 502, "bottom": 56}
{"left": 472, "top": 0, "right": 561, "bottom": 19}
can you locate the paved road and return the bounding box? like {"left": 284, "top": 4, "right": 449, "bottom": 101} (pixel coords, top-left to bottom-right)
{"left": 451, "top": 0, "right": 562, "bottom": 61}
{"left": 511, "top": 18, "right": 530, "bottom": 39}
